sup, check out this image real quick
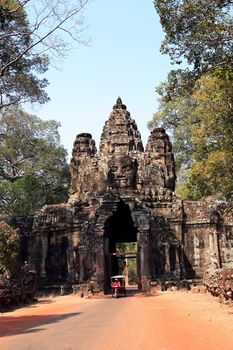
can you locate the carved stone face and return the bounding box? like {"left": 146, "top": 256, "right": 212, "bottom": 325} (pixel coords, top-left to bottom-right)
{"left": 107, "top": 155, "right": 137, "bottom": 189}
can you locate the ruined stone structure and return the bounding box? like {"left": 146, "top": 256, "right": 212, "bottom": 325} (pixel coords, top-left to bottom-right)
{"left": 20, "top": 98, "right": 233, "bottom": 293}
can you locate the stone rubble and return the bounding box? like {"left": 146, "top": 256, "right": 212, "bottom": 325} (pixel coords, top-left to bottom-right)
{"left": 204, "top": 268, "right": 233, "bottom": 303}
{"left": 0, "top": 265, "right": 36, "bottom": 309}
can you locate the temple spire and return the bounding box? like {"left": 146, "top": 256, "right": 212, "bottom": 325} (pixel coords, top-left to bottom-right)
{"left": 113, "top": 96, "right": 126, "bottom": 110}
{"left": 100, "top": 97, "right": 144, "bottom": 154}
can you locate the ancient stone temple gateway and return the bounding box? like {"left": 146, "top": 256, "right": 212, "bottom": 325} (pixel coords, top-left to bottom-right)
{"left": 25, "top": 98, "right": 233, "bottom": 293}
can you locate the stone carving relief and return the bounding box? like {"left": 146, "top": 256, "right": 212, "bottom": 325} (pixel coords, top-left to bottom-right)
{"left": 107, "top": 155, "right": 138, "bottom": 190}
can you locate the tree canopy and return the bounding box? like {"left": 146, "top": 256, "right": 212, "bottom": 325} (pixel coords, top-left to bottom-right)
{"left": 186, "top": 72, "right": 233, "bottom": 199}
{"left": 154, "top": 0, "right": 233, "bottom": 73}
{"left": 0, "top": 107, "right": 70, "bottom": 215}
{"left": 150, "top": 0, "right": 233, "bottom": 200}
{"left": 0, "top": 0, "right": 89, "bottom": 110}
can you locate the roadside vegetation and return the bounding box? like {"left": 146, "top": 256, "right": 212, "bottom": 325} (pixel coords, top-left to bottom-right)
{"left": 149, "top": 0, "right": 233, "bottom": 200}
{"left": 0, "top": 0, "right": 90, "bottom": 216}
{"left": 0, "top": 220, "right": 20, "bottom": 274}
{"left": 0, "top": 1, "right": 89, "bottom": 266}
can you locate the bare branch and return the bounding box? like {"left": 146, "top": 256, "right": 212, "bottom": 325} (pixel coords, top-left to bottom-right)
{"left": 0, "top": 0, "right": 89, "bottom": 77}
{"left": 0, "top": 98, "right": 21, "bottom": 111}
{"left": 0, "top": 30, "right": 31, "bottom": 41}
{"left": 0, "top": 0, "right": 89, "bottom": 109}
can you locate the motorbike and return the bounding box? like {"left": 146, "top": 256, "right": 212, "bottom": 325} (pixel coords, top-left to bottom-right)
{"left": 111, "top": 275, "right": 126, "bottom": 298}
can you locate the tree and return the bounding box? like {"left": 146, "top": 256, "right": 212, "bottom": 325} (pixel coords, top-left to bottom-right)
{"left": 0, "top": 220, "right": 20, "bottom": 274}
{"left": 154, "top": 0, "right": 233, "bottom": 73}
{"left": 149, "top": 70, "right": 233, "bottom": 200}
{"left": 0, "top": 106, "right": 70, "bottom": 215}
{"left": 148, "top": 70, "right": 197, "bottom": 172}
{"left": 116, "top": 243, "right": 137, "bottom": 285}
{"left": 151, "top": 1, "right": 233, "bottom": 200}
{"left": 185, "top": 72, "right": 233, "bottom": 199}
{"left": 152, "top": 0, "right": 233, "bottom": 105}
{"left": 0, "top": 0, "right": 89, "bottom": 109}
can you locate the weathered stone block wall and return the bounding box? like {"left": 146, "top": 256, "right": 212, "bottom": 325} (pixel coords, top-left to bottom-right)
{"left": 219, "top": 228, "right": 233, "bottom": 267}
{"left": 218, "top": 213, "right": 233, "bottom": 268}
{"left": 31, "top": 205, "right": 70, "bottom": 284}
{"left": 183, "top": 201, "right": 233, "bottom": 278}
{"left": 30, "top": 203, "right": 100, "bottom": 286}
{"left": 183, "top": 225, "right": 217, "bottom": 278}
{"left": 7, "top": 215, "right": 34, "bottom": 265}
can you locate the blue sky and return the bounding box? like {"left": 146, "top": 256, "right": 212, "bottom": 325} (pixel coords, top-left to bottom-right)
{"left": 30, "top": 0, "right": 172, "bottom": 158}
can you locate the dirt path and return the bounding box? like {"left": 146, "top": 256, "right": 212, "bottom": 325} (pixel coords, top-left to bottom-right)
{"left": 0, "top": 291, "right": 232, "bottom": 350}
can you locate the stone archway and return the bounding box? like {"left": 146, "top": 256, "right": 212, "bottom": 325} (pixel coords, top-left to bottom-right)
{"left": 103, "top": 200, "right": 139, "bottom": 294}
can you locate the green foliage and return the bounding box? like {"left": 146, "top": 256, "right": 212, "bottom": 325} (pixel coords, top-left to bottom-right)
{"left": 116, "top": 242, "right": 137, "bottom": 254}
{"left": 116, "top": 243, "right": 138, "bottom": 285}
{"left": 0, "top": 106, "right": 70, "bottom": 215}
{"left": 0, "top": 0, "right": 89, "bottom": 109}
{"left": 0, "top": 220, "right": 20, "bottom": 274}
{"left": 0, "top": 0, "right": 49, "bottom": 109}
{"left": 150, "top": 71, "right": 233, "bottom": 200}
{"left": 154, "top": 0, "right": 233, "bottom": 72}
{"left": 186, "top": 73, "right": 233, "bottom": 199}
{"left": 151, "top": 1, "right": 233, "bottom": 200}
{"left": 185, "top": 152, "right": 232, "bottom": 199}
{"left": 148, "top": 72, "right": 197, "bottom": 171}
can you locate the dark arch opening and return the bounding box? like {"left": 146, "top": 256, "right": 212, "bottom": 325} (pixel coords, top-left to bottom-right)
{"left": 104, "top": 200, "right": 138, "bottom": 246}
{"left": 103, "top": 200, "right": 139, "bottom": 293}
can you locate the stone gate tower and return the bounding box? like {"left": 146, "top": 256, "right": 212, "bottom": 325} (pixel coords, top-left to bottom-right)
{"left": 29, "top": 98, "right": 233, "bottom": 293}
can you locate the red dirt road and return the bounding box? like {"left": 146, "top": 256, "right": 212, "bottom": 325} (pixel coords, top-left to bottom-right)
{"left": 0, "top": 291, "right": 232, "bottom": 350}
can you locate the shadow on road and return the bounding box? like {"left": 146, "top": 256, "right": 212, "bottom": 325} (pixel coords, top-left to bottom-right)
{"left": 0, "top": 298, "right": 55, "bottom": 314}
{"left": 0, "top": 312, "right": 81, "bottom": 337}
{"left": 106, "top": 287, "right": 162, "bottom": 299}
{"left": 125, "top": 287, "right": 140, "bottom": 297}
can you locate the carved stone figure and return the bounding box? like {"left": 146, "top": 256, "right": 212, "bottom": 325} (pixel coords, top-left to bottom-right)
{"left": 107, "top": 155, "right": 137, "bottom": 190}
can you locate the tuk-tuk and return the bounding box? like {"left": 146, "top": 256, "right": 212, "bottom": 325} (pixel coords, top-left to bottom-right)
{"left": 111, "top": 275, "right": 126, "bottom": 298}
